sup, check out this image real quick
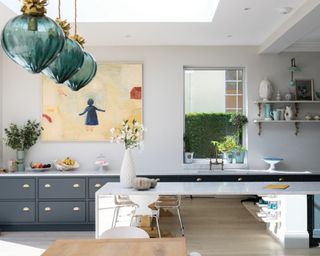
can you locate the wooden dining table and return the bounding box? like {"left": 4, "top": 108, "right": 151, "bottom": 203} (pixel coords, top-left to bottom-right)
{"left": 42, "top": 237, "right": 187, "bottom": 256}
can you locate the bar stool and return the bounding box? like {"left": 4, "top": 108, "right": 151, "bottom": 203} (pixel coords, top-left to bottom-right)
{"left": 112, "top": 195, "right": 137, "bottom": 228}
{"left": 155, "top": 195, "right": 185, "bottom": 236}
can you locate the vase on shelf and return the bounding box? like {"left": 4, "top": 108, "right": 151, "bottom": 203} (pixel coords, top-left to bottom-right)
{"left": 284, "top": 106, "right": 293, "bottom": 121}
{"left": 120, "top": 149, "right": 136, "bottom": 188}
{"left": 259, "top": 78, "right": 273, "bottom": 101}
{"left": 16, "top": 150, "right": 25, "bottom": 172}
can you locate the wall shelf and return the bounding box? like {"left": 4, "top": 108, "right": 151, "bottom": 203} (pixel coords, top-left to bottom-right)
{"left": 253, "top": 100, "right": 320, "bottom": 135}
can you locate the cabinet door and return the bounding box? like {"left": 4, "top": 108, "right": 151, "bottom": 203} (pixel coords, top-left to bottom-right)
{"left": 0, "top": 202, "right": 35, "bottom": 223}
{"left": 39, "top": 178, "right": 85, "bottom": 199}
{"left": 88, "top": 177, "right": 119, "bottom": 199}
{"left": 0, "top": 178, "right": 35, "bottom": 199}
{"left": 39, "top": 202, "right": 85, "bottom": 223}
{"left": 88, "top": 201, "right": 95, "bottom": 222}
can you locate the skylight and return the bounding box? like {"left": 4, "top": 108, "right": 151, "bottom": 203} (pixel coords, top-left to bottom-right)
{"left": 0, "top": 0, "right": 220, "bottom": 22}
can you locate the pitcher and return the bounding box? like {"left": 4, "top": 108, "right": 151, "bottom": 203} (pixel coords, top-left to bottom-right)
{"left": 284, "top": 106, "right": 293, "bottom": 121}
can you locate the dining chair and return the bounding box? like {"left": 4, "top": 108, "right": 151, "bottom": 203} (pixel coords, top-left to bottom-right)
{"left": 100, "top": 226, "right": 150, "bottom": 239}
{"left": 112, "top": 195, "right": 137, "bottom": 228}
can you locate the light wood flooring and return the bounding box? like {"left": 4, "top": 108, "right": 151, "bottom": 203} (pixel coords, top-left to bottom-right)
{"left": 0, "top": 197, "right": 319, "bottom": 256}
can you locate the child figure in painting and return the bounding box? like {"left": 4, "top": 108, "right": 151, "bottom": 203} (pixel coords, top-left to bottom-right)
{"left": 79, "top": 98, "right": 105, "bottom": 131}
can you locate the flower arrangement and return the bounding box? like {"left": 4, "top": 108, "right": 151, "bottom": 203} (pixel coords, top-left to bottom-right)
{"left": 110, "top": 119, "right": 144, "bottom": 149}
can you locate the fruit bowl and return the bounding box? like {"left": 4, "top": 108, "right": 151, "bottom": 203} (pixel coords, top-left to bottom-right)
{"left": 29, "top": 162, "right": 52, "bottom": 171}
{"left": 54, "top": 158, "right": 79, "bottom": 171}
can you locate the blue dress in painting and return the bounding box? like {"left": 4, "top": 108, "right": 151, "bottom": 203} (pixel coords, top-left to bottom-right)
{"left": 79, "top": 99, "right": 105, "bottom": 126}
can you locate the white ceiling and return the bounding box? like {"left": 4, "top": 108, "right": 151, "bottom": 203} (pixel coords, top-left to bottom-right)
{"left": 1, "top": 0, "right": 320, "bottom": 52}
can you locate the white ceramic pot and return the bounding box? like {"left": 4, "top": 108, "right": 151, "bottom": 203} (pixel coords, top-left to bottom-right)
{"left": 184, "top": 152, "right": 194, "bottom": 164}
{"left": 259, "top": 78, "right": 273, "bottom": 101}
{"left": 120, "top": 149, "right": 136, "bottom": 188}
{"left": 284, "top": 106, "right": 293, "bottom": 121}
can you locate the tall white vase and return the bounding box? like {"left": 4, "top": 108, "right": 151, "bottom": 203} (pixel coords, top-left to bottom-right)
{"left": 120, "top": 149, "right": 136, "bottom": 188}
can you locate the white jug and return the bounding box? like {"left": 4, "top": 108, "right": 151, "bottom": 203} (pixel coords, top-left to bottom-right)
{"left": 284, "top": 106, "right": 293, "bottom": 121}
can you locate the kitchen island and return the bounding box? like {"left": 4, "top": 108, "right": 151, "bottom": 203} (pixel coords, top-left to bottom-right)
{"left": 96, "top": 181, "right": 320, "bottom": 249}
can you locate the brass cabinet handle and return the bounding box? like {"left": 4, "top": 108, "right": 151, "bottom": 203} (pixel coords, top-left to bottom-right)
{"left": 279, "top": 178, "right": 284, "bottom": 182}
{"left": 94, "top": 183, "right": 101, "bottom": 188}
{"left": 44, "top": 184, "right": 51, "bottom": 188}
{"left": 22, "top": 207, "right": 30, "bottom": 212}
{"left": 155, "top": 178, "right": 160, "bottom": 182}
{"left": 238, "top": 177, "right": 243, "bottom": 182}
{"left": 23, "top": 184, "right": 30, "bottom": 188}
{"left": 44, "top": 207, "right": 51, "bottom": 212}
{"left": 196, "top": 178, "right": 202, "bottom": 182}
{"left": 73, "top": 207, "right": 80, "bottom": 212}
{"left": 73, "top": 183, "right": 80, "bottom": 188}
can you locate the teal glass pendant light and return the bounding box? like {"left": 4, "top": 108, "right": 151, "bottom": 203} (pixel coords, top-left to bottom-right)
{"left": 1, "top": 0, "right": 65, "bottom": 73}
{"left": 65, "top": 51, "right": 97, "bottom": 91}
{"left": 42, "top": 17, "right": 84, "bottom": 83}
{"left": 64, "top": 0, "right": 97, "bottom": 91}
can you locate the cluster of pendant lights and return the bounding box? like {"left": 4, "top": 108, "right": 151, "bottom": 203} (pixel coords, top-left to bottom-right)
{"left": 1, "top": 0, "right": 97, "bottom": 91}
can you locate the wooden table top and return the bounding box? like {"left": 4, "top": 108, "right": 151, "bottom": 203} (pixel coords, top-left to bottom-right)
{"left": 42, "top": 237, "right": 187, "bottom": 256}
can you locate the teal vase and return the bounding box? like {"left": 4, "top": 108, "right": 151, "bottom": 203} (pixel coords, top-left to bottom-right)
{"left": 64, "top": 52, "right": 97, "bottom": 91}
{"left": 42, "top": 38, "right": 84, "bottom": 83}
{"left": 16, "top": 150, "right": 25, "bottom": 172}
{"left": 1, "top": 14, "right": 65, "bottom": 73}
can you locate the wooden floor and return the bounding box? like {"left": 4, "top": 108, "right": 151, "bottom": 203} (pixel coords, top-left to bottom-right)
{"left": 0, "top": 197, "right": 319, "bottom": 256}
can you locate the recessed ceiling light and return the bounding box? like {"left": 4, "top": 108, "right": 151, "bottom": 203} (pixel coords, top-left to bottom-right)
{"left": 125, "top": 34, "right": 132, "bottom": 38}
{"left": 278, "top": 7, "right": 293, "bottom": 15}
{"left": 243, "top": 7, "right": 251, "bottom": 11}
{"left": 0, "top": 0, "right": 221, "bottom": 23}
{"left": 227, "top": 35, "right": 233, "bottom": 38}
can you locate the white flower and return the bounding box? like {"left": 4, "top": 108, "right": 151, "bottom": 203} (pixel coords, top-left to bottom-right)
{"left": 110, "top": 128, "right": 115, "bottom": 134}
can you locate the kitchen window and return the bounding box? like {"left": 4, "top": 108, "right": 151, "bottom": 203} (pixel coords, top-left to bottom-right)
{"left": 184, "top": 67, "right": 246, "bottom": 162}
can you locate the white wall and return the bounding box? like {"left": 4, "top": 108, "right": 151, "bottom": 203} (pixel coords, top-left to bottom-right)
{"left": 1, "top": 46, "right": 320, "bottom": 173}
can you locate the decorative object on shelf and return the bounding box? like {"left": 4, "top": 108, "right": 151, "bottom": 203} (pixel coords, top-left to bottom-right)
{"left": 1, "top": 0, "right": 65, "bottom": 73}
{"left": 259, "top": 78, "right": 273, "bottom": 101}
{"left": 276, "top": 109, "right": 285, "bottom": 120}
{"left": 42, "top": 0, "right": 84, "bottom": 83}
{"left": 295, "top": 79, "right": 314, "bottom": 101}
{"left": 41, "top": 63, "right": 143, "bottom": 141}
{"left": 264, "top": 103, "right": 272, "bottom": 120}
{"left": 288, "top": 58, "right": 301, "bottom": 86}
{"left": 305, "top": 114, "right": 312, "bottom": 120}
{"left": 263, "top": 157, "right": 283, "bottom": 171}
{"left": 276, "top": 90, "right": 281, "bottom": 101}
{"left": 272, "top": 110, "right": 281, "bottom": 121}
{"left": 183, "top": 133, "right": 194, "bottom": 164}
{"left": 314, "top": 115, "right": 320, "bottom": 120}
{"left": 284, "top": 92, "right": 292, "bottom": 101}
{"left": 4, "top": 120, "right": 43, "bottom": 172}
{"left": 315, "top": 91, "right": 320, "bottom": 100}
{"left": 111, "top": 119, "right": 144, "bottom": 188}
{"left": 64, "top": 0, "right": 97, "bottom": 91}
{"left": 284, "top": 106, "right": 293, "bottom": 121}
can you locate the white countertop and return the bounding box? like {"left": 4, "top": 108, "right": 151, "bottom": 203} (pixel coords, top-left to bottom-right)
{"left": 96, "top": 182, "right": 320, "bottom": 196}
{"left": 0, "top": 168, "right": 318, "bottom": 177}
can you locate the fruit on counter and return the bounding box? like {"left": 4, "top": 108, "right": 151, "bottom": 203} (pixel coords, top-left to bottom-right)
{"left": 62, "top": 157, "right": 75, "bottom": 166}
{"left": 31, "top": 162, "right": 51, "bottom": 169}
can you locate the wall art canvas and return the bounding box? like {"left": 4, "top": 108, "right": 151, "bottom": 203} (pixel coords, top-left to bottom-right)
{"left": 41, "top": 63, "right": 143, "bottom": 141}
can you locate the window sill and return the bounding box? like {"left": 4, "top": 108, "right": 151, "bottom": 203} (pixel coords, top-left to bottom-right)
{"left": 183, "top": 159, "right": 248, "bottom": 170}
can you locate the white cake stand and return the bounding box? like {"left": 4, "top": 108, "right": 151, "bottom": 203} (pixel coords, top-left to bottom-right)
{"left": 264, "top": 158, "right": 283, "bottom": 171}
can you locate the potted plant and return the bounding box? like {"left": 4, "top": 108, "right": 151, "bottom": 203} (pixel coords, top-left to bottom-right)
{"left": 4, "top": 120, "right": 43, "bottom": 172}
{"left": 212, "top": 136, "right": 237, "bottom": 164}
{"left": 183, "top": 133, "right": 194, "bottom": 164}
{"left": 229, "top": 113, "right": 248, "bottom": 163}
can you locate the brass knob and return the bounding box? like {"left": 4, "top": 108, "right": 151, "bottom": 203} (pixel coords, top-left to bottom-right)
{"left": 94, "top": 183, "right": 101, "bottom": 188}
{"left": 73, "top": 184, "right": 80, "bottom": 188}
{"left": 238, "top": 177, "right": 243, "bottom": 182}
{"left": 73, "top": 207, "right": 80, "bottom": 211}
{"left": 156, "top": 178, "right": 160, "bottom": 182}
{"left": 279, "top": 178, "right": 284, "bottom": 182}
{"left": 22, "top": 207, "right": 30, "bottom": 212}
{"left": 44, "top": 184, "right": 51, "bottom": 188}
{"left": 23, "top": 184, "right": 30, "bottom": 188}
{"left": 44, "top": 207, "right": 51, "bottom": 212}
{"left": 196, "top": 178, "right": 202, "bottom": 182}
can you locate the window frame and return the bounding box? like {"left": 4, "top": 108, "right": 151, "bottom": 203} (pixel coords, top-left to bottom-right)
{"left": 183, "top": 66, "right": 248, "bottom": 169}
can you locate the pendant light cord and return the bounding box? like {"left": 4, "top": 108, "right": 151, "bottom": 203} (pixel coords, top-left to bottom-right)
{"left": 58, "top": 0, "right": 61, "bottom": 19}
{"left": 74, "top": 0, "right": 78, "bottom": 35}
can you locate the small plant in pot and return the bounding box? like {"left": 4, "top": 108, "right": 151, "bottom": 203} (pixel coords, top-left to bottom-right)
{"left": 212, "top": 136, "right": 237, "bottom": 164}
{"left": 183, "top": 134, "right": 194, "bottom": 164}
{"left": 4, "top": 120, "right": 43, "bottom": 172}
{"left": 234, "top": 145, "right": 246, "bottom": 164}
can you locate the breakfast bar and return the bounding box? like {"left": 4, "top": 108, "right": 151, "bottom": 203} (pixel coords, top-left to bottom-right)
{"left": 95, "top": 181, "right": 320, "bottom": 249}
